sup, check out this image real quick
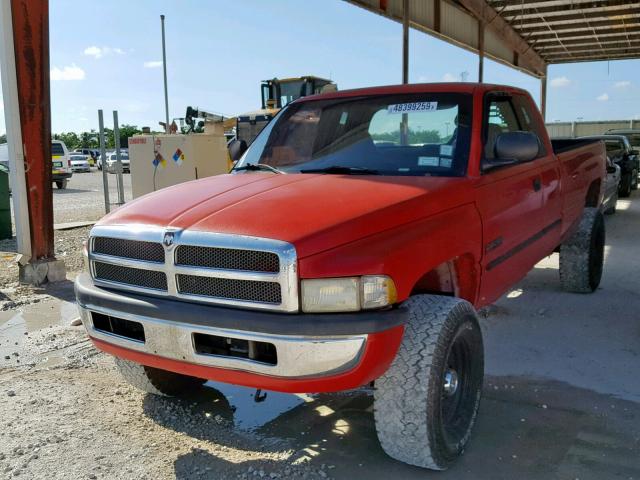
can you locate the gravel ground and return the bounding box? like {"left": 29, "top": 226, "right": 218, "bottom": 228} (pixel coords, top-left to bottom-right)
{"left": 51, "top": 169, "right": 132, "bottom": 224}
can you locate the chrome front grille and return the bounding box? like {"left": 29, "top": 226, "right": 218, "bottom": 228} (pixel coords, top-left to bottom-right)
{"left": 177, "top": 275, "right": 282, "bottom": 303}
{"left": 94, "top": 262, "right": 168, "bottom": 291}
{"left": 93, "top": 237, "right": 165, "bottom": 263}
{"left": 175, "top": 245, "right": 280, "bottom": 272}
{"left": 88, "top": 225, "right": 298, "bottom": 312}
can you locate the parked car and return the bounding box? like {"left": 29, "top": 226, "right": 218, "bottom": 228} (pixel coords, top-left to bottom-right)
{"left": 580, "top": 135, "right": 639, "bottom": 197}
{"left": 51, "top": 140, "right": 72, "bottom": 189}
{"left": 106, "top": 152, "right": 130, "bottom": 173}
{"left": 0, "top": 143, "right": 8, "bottom": 171}
{"left": 603, "top": 156, "right": 621, "bottom": 214}
{"left": 76, "top": 83, "right": 606, "bottom": 471}
{"left": 605, "top": 128, "right": 640, "bottom": 150}
{"left": 70, "top": 154, "right": 91, "bottom": 173}
{"left": 73, "top": 148, "right": 98, "bottom": 166}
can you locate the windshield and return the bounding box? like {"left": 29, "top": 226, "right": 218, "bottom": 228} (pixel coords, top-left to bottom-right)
{"left": 236, "top": 93, "right": 472, "bottom": 177}
{"left": 70, "top": 156, "right": 85, "bottom": 161}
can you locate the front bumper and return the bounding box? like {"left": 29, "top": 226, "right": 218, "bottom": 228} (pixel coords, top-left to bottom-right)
{"left": 75, "top": 273, "right": 406, "bottom": 392}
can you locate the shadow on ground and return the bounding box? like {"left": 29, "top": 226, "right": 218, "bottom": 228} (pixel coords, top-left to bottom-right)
{"left": 144, "top": 376, "right": 640, "bottom": 480}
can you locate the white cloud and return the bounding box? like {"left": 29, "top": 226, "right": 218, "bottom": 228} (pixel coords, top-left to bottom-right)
{"left": 596, "top": 93, "right": 609, "bottom": 102}
{"left": 83, "top": 46, "right": 125, "bottom": 58}
{"left": 614, "top": 80, "right": 631, "bottom": 89}
{"left": 143, "top": 61, "right": 163, "bottom": 68}
{"left": 50, "top": 64, "right": 85, "bottom": 81}
{"left": 550, "top": 76, "right": 571, "bottom": 88}
{"left": 442, "top": 73, "right": 457, "bottom": 82}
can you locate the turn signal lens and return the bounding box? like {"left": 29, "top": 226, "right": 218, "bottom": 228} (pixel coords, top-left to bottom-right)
{"left": 301, "top": 278, "right": 360, "bottom": 313}
{"left": 82, "top": 239, "right": 89, "bottom": 271}
{"left": 361, "top": 275, "right": 397, "bottom": 310}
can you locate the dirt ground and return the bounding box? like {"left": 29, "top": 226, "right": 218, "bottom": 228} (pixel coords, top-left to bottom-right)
{"left": 0, "top": 174, "right": 639, "bottom": 479}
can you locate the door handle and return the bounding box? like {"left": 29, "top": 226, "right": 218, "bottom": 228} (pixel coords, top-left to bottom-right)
{"left": 533, "top": 177, "right": 542, "bottom": 192}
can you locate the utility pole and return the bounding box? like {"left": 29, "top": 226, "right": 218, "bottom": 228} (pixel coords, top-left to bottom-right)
{"left": 161, "top": 14, "right": 170, "bottom": 134}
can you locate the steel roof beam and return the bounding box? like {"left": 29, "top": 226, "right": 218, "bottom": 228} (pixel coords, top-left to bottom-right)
{"left": 455, "top": 0, "right": 547, "bottom": 75}
{"left": 488, "top": 0, "right": 634, "bottom": 11}
{"left": 518, "top": 18, "right": 640, "bottom": 37}
{"left": 509, "top": 11, "right": 640, "bottom": 31}
{"left": 541, "top": 45, "right": 640, "bottom": 58}
{"left": 501, "top": 1, "right": 637, "bottom": 19}
{"left": 532, "top": 30, "right": 640, "bottom": 44}
{"left": 547, "top": 51, "right": 640, "bottom": 63}
{"left": 537, "top": 39, "right": 640, "bottom": 52}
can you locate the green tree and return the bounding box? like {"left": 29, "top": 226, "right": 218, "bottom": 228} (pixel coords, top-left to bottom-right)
{"left": 0, "top": 133, "right": 6, "bottom": 144}
{"left": 53, "top": 132, "right": 80, "bottom": 149}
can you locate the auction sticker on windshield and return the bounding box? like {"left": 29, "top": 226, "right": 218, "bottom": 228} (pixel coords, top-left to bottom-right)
{"left": 387, "top": 102, "right": 438, "bottom": 114}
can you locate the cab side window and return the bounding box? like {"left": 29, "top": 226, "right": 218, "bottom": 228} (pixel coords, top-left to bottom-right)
{"left": 484, "top": 98, "right": 520, "bottom": 159}
{"left": 512, "top": 95, "right": 547, "bottom": 157}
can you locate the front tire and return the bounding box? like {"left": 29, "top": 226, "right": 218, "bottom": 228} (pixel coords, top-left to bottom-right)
{"left": 55, "top": 179, "right": 67, "bottom": 189}
{"left": 115, "top": 358, "right": 207, "bottom": 396}
{"left": 559, "top": 207, "right": 605, "bottom": 293}
{"left": 374, "top": 295, "right": 484, "bottom": 470}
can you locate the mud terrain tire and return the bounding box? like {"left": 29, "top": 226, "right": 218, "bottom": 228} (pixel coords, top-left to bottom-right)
{"left": 374, "top": 295, "right": 484, "bottom": 470}
{"left": 115, "top": 358, "right": 206, "bottom": 396}
{"left": 559, "top": 207, "right": 605, "bottom": 293}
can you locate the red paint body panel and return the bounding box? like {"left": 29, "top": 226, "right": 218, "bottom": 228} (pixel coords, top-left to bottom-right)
{"left": 93, "top": 83, "right": 607, "bottom": 392}
{"left": 91, "top": 325, "right": 404, "bottom": 393}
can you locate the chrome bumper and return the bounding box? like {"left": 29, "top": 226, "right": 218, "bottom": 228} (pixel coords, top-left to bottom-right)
{"left": 79, "top": 304, "right": 368, "bottom": 378}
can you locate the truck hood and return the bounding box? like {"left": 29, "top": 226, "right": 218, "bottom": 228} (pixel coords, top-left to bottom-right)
{"left": 99, "top": 173, "right": 469, "bottom": 258}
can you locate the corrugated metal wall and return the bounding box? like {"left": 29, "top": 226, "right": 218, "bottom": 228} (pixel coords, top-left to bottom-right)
{"left": 546, "top": 120, "right": 638, "bottom": 138}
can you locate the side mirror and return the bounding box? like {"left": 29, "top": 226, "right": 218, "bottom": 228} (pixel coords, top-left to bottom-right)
{"left": 482, "top": 131, "right": 540, "bottom": 172}
{"left": 228, "top": 139, "right": 248, "bottom": 162}
{"left": 606, "top": 165, "right": 617, "bottom": 174}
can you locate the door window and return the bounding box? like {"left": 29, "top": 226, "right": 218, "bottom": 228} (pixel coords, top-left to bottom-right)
{"left": 512, "top": 95, "right": 546, "bottom": 156}
{"left": 484, "top": 98, "right": 520, "bottom": 159}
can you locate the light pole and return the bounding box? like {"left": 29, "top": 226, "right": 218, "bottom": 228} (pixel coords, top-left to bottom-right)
{"left": 161, "top": 14, "right": 169, "bottom": 134}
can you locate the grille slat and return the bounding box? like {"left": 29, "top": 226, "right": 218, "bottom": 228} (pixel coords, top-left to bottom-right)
{"left": 175, "top": 245, "right": 279, "bottom": 272}
{"left": 177, "top": 274, "right": 281, "bottom": 304}
{"left": 93, "top": 237, "right": 164, "bottom": 263}
{"left": 94, "top": 262, "right": 168, "bottom": 291}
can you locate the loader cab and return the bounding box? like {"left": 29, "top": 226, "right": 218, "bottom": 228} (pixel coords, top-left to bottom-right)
{"left": 260, "top": 76, "right": 336, "bottom": 110}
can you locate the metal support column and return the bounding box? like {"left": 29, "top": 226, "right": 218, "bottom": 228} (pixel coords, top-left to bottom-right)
{"left": 98, "top": 110, "right": 110, "bottom": 214}
{"left": 113, "top": 111, "right": 125, "bottom": 206}
{"left": 540, "top": 66, "right": 548, "bottom": 122}
{"left": 10, "top": 0, "right": 54, "bottom": 260}
{"left": 0, "top": 0, "right": 31, "bottom": 260}
{"left": 478, "top": 20, "right": 485, "bottom": 83}
{"left": 402, "top": 0, "right": 409, "bottom": 84}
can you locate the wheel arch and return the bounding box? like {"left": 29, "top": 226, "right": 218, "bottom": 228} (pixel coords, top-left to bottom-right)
{"left": 409, "top": 253, "right": 479, "bottom": 304}
{"left": 585, "top": 179, "right": 601, "bottom": 207}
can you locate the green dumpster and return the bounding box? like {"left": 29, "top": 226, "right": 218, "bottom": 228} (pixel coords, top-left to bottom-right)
{"left": 0, "top": 165, "right": 11, "bottom": 240}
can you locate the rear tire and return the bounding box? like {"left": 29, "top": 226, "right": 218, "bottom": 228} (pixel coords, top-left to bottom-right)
{"left": 619, "top": 173, "right": 632, "bottom": 197}
{"left": 559, "top": 207, "right": 605, "bottom": 293}
{"left": 374, "top": 295, "right": 484, "bottom": 470}
{"left": 55, "top": 179, "right": 67, "bottom": 189}
{"left": 114, "top": 358, "right": 207, "bottom": 396}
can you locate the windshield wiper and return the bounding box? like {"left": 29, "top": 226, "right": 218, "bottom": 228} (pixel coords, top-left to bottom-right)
{"left": 233, "top": 163, "right": 285, "bottom": 174}
{"left": 299, "top": 165, "right": 379, "bottom": 175}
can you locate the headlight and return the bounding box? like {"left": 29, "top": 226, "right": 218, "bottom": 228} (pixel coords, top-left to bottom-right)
{"left": 301, "top": 275, "right": 397, "bottom": 313}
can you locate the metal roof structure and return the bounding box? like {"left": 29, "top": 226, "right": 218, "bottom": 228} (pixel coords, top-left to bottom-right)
{"left": 345, "top": 0, "right": 640, "bottom": 78}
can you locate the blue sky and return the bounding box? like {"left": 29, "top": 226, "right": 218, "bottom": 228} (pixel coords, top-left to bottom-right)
{"left": 0, "top": 0, "right": 639, "bottom": 135}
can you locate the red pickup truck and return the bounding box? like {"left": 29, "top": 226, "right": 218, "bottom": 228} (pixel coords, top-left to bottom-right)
{"left": 76, "top": 83, "right": 606, "bottom": 470}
